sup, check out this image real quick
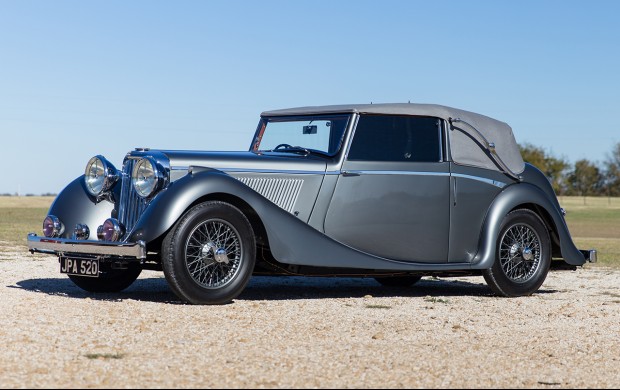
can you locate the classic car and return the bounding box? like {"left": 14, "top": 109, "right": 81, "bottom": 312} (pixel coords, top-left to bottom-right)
{"left": 28, "top": 103, "right": 597, "bottom": 304}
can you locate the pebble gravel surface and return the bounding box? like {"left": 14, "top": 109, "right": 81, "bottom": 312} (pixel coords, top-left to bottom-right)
{"left": 1, "top": 243, "right": 619, "bottom": 388}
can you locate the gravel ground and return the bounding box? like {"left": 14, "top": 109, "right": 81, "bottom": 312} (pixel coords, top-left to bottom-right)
{"left": 1, "top": 242, "right": 619, "bottom": 389}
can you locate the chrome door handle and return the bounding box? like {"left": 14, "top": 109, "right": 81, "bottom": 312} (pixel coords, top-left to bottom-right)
{"left": 341, "top": 171, "right": 360, "bottom": 177}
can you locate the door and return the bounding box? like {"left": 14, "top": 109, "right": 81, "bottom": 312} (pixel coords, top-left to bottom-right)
{"left": 324, "top": 115, "right": 450, "bottom": 263}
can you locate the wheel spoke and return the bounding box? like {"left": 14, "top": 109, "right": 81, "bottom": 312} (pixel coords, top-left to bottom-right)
{"left": 499, "top": 223, "right": 541, "bottom": 283}
{"left": 184, "top": 218, "right": 243, "bottom": 289}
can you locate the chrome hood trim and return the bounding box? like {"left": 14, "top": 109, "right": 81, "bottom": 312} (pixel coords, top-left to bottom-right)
{"left": 156, "top": 151, "right": 328, "bottom": 173}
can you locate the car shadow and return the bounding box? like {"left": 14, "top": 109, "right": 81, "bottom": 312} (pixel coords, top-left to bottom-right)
{"left": 11, "top": 276, "right": 182, "bottom": 304}
{"left": 10, "top": 274, "right": 559, "bottom": 304}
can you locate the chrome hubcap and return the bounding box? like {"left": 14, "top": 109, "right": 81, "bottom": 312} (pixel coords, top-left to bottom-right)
{"left": 185, "top": 219, "right": 243, "bottom": 289}
{"left": 499, "top": 223, "right": 541, "bottom": 283}
{"left": 522, "top": 247, "right": 534, "bottom": 261}
{"left": 214, "top": 248, "right": 230, "bottom": 264}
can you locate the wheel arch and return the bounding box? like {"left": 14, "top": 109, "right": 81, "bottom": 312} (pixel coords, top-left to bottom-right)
{"left": 128, "top": 170, "right": 273, "bottom": 251}
{"left": 507, "top": 203, "right": 562, "bottom": 258}
{"left": 185, "top": 192, "right": 269, "bottom": 248}
{"left": 472, "top": 183, "right": 585, "bottom": 269}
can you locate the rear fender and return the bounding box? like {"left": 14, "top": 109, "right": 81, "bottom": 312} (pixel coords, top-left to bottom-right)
{"left": 472, "top": 183, "right": 586, "bottom": 268}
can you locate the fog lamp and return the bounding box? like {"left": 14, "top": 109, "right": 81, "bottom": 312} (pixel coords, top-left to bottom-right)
{"left": 97, "top": 219, "right": 125, "bottom": 242}
{"left": 74, "top": 224, "right": 90, "bottom": 240}
{"left": 43, "top": 215, "right": 64, "bottom": 238}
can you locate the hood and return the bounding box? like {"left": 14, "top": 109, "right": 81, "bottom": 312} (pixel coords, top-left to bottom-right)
{"left": 128, "top": 150, "right": 328, "bottom": 173}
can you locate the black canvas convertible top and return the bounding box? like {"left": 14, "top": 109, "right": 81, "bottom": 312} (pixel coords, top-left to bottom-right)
{"left": 262, "top": 103, "right": 525, "bottom": 175}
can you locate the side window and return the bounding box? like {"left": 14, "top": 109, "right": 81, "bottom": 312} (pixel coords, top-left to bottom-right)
{"left": 347, "top": 115, "right": 442, "bottom": 162}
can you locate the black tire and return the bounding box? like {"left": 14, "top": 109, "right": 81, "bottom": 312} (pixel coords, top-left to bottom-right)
{"left": 68, "top": 264, "right": 142, "bottom": 293}
{"left": 483, "top": 209, "right": 551, "bottom": 297}
{"left": 374, "top": 275, "right": 422, "bottom": 287}
{"left": 162, "top": 201, "right": 256, "bottom": 305}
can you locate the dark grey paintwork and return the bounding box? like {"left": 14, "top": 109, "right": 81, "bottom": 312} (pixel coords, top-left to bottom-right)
{"left": 28, "top": 103, "right": 590, "bottom": 277}
{"left": 47, "top": 177, "right": 114, "bottom": 241}
{"left": 324, "top": 161, "right": 451, "bottom": 263}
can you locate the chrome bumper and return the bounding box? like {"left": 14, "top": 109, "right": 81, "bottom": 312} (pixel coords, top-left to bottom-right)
{"left": 580, "top": 249, "right": 597, "bottom": 263}
{"left": 27, "top": 233, "right": 146, "bottom": 259}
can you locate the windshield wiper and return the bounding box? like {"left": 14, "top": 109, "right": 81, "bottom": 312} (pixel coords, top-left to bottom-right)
{"left": 267, "top": 145, "right": 311, "bottom": 156}
{"left": 265, "top": 145, "right": 332, "bottom": 158}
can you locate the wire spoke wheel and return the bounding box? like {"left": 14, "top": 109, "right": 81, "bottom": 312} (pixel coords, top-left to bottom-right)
{"left": 162, "top": 201, "right": 256, "bottom": 305}
{"left": 499, "top": 223, "right": 541, "bottom": 283}
{"left": 483, "top": 209, "right": 551, "bottom": 297}
{"left": 185, "top": 219, "right": 243, "bottom": 289}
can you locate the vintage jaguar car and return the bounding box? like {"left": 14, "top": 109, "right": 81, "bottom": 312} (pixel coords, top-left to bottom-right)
{"left": 28, "top": 103, "right": 596, "bottom": 304}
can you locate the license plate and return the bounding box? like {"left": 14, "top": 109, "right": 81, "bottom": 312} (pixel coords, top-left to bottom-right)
{"left": 60, "top": 257, "right": 100, "bottom": 278}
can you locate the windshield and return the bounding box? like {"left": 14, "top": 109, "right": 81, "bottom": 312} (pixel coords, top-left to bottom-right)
{"left": 252, "top": 114, "right": 350, "bottom": 157}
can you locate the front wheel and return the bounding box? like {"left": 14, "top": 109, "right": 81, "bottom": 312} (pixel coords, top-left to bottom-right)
{"left": 483, "top": 209, "right": 551, "bottom": 297}
{"left": 162, "top": 201, "right": 256, "bottom": 305}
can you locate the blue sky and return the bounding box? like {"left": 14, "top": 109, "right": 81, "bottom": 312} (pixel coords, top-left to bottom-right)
{"left": 1, "top": 0, "right": 619, "bottom": 194}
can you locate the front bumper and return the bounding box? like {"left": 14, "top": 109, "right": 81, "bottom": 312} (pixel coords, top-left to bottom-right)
{"left": 27, "top": 233, "right": 146, "bottom": 259}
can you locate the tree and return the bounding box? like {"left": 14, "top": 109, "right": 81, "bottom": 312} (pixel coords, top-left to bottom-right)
{"left": 603, "top": 142, "right": 620, "bottom": 197}
{"left": 567, "top": 159, "right": 603, "bottom": 202}
{"left": 519, "top": 143, "right": 569, "bottom": 195}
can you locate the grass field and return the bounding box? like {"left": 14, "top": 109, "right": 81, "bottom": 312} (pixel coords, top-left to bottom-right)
{"left": 1, "top": 195, "right": 618, "bottom": 267}
{"left": 559, "top": 196, "right": 620, "bottom": 266}
{"left": 0, "top": 196, "right": 53, "bottom": 252}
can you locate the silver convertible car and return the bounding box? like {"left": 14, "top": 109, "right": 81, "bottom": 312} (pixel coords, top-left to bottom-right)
{"left": 28, "top": 103, "right": 596, "bottom": 304}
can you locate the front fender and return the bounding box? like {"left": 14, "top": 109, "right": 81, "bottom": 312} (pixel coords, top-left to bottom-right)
{"left": 129, "top": 170, "right": 267, "bottom": 244}
{"left": 47, "top": 176, "right": 115, "bottom": 240}
{"left": 472, "top": 183, "right": 586, "bottom": 269}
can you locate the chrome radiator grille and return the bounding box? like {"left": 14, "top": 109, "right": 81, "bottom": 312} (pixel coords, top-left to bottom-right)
{"left": 118, "top": 159, "right": 149, "bottom": 240}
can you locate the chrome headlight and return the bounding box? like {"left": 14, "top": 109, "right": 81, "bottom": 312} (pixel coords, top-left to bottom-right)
{"left": 84, "top": 156, "right": 119, "bottom": 199}
{"left": 132, "top": 157, "right": 165, "bottom": 198}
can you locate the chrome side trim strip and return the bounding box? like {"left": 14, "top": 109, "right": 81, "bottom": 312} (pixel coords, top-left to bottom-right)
{"left": 180, "top": 166, "right": 505, "bottom": 189}
{"left": 340, "top": 170, "right": 506, "bottom": 188}
{"left": 27, "top": 234, "right": 147, "bottom": 259}
{"left": 220, "top": 168, "right": 340, "bottom": 175}
{"left": 451, "top": 173, "right": 507, "bottom": 188}
{"left": 342, "top": 170, "right": 450, "bottom": 177}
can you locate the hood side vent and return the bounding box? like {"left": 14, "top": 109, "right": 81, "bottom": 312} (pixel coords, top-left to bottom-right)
{"left": 237, "top": 177, "right": 303, "bottom": 214}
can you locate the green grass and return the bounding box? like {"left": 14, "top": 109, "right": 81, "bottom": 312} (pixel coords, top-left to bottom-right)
{"left": 1, "top": 195, "right": 618, "bottom": 267}
{"left": 84, "top": 353, "right": 125, "bottom": 360}
{"left": 0, "top": 197, "right": 53, "bottom": 249}
{"left": 424, "top": 297, "right": 450, "bottom": 304}
{"left": 365, "top": 304, "right": 392, "bottom": 309}
{"left": 560, "top": 197, "right": 620, "bottom": 267}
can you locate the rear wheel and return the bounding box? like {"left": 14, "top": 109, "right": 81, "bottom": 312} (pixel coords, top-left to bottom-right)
{"left": 374, "top": 275, "right": 422, "bottom": 287}
{"left": 68, "top": 264, "right": 142, "bottom": 293}
{"left": 483, "top": 209, "right": 551, "bottom": 297}
{"left": 162, "top": 201, "right": 256, "bottom": 305}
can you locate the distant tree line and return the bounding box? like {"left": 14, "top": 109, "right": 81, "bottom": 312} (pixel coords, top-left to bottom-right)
{"left": 519, "top": 141, "right": 620, "bottom": 198}
{"left": 0, "top": 192, "right": 57, "bottom": 197}
{"left": 1, "top": 142, "right": 619, "bottom": 199}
